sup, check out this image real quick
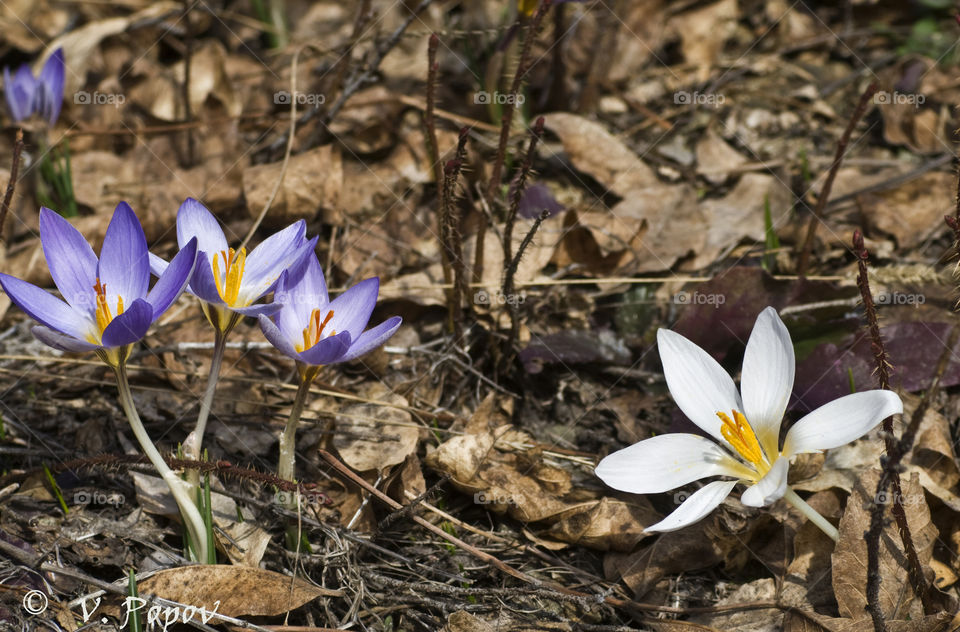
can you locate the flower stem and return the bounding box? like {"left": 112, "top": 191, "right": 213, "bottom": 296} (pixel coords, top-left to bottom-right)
{"left": 113, "top": 362, "right": 209, "bottom": 562}
{"left": 278, "top": 367, "right": 318, "bottom": 484}
{"left": 784, "top": 487, "right": 839, "bottom": 542}
{"left": 184, "top": 328, "right": 227, "bottom": 486}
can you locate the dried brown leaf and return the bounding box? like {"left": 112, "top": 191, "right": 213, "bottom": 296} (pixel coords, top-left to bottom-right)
{"left": 136, "top": 565, "right": 341, "bottom": 617}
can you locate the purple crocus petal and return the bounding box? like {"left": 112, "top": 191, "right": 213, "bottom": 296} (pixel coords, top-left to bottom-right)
{"left": 259, "top": 235, "right": 318, "bottom": 297}
{"left": 38, "top": 207, "right": 98, "bottom": 314}
{"left": 0, "top": 273, "right": 91, "bottom": 340}
{"left": 31, "top": 326, "right": 99, "bottom": 353}
{"left": 32, "top": 326, "right": 98, "bottom": 352}
{"left": 336, "top": 316, "right": 402, "bottom": 363}
{"left": 230, "top": 302, "right": 282, "bottom": 317}
{"left": 259, "top": 313, "right": 301, "bottom": 361}
{"left": 275, "top": 255, "right": 329, "bottom": 343}
{"left": 35, "top": 48, "right": 64, "bottom": 125}
{"left": 177, "top": 198, "right": 228, "bottom": 255}
{"left": 4, "top": 65, "right": 35, "bottom": 122}
{"left": 325, "top": 277, "right": 380, "bottom": 342}
{"left": 239, "top": 220, "right": 309, "bottom": 303}
{"left": 149, "top": 252, "right": 169, "bottom": 278}
{"left": 97, "top": 202, "right": 150, "bottom": 303}
{"left": 146, "top": 237, "right": 198, "bottom": 316}
{"left": 298, "top": 331, "right": 352, "bottom": 366}
{"left": 100, "top": 298, "right": 153, "bottom": 348}
{"left": 188, "top": 252, "right": 225, "bottom": 304}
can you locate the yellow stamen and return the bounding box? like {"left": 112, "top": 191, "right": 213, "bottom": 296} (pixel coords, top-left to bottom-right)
{"left": 93, "top": 278, "right": 125, "bottom": 337}
{"left": 212, "top": 247, "right": 246, "bottom": 305}
{"left": 296, "top": 309, "right": 335, "bottom": 352}
{"left": 718, "top": 410, "right": 764, "bottom": 466}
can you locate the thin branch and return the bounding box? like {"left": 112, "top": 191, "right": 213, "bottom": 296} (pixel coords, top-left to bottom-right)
{"left": 0, "top": 129, "right": 25, "bottom": 245}
{"left": 797, "top": 83, "right": 877, "bottom": 275}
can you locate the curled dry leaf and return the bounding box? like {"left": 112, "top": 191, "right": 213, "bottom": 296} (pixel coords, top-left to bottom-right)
{"left": 243, "top": 144, "right": 343, "bottom": 228}
{"left": 832, "top": 469, "right": 937, "bottom": 622}
{"left": 425, "top": 423, "right": 657, "bottom": 550}
{"left": 134, "top": 565, "right": 341, "bottom": 617}
{"left": 332, "top": 386, "right": 419, "bottom": 473}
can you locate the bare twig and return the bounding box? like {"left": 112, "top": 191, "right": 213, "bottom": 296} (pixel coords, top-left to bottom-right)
{"left": 440, "top": 140, "right": 470, "bottom": 339}
{"left": 797, "top": 83, "right": 877, "bottom": 275}
{"left": 854, "top": 230, "right": 932, "bottom": 629}
{"left": 0, "top": 129, "right": 25, "bottom": 244}
{"left": 503, "top": 116, "right": 544, "bottom": 267}
{"left": 485, "top": 0, "right": 551, "bottom": 202}
{"left": 500, "top": 209, "right": 549, "bottom": 375}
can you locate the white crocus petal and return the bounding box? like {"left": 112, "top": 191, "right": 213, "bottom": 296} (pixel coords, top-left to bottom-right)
{"left": 740, "top": 307, "right": 795, "bottom": 459}
{"left": 595, "top": 434, "right": 750, "bottom": 495}
{"left": 645, "top": 480, "right": 739, "bottom": 533}
{"left": 740, "top": 456, "right": 789, "bottom": 507}
{"left": 782, "top": 389, "right": 903, "bottom": 457}
{"left": 657, "top": 329, "right": 742, "bottom": 444}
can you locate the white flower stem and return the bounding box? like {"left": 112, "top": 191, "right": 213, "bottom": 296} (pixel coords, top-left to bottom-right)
{"left": 278, "top": 366, "right": 318, "bottom": 485}
{"left": 114, "top": 362, "right": 210, "bottom": 562}
{"left": 184, "top": 327, "right": 227, "bottom": 488}
{"left": 783, "top": 487, "right": 839, "bottom": 542}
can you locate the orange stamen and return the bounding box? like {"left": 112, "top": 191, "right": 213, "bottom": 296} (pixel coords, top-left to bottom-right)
{"left": 92, "top": 278, "right": 125, "bottom": 338}
{"left": 717, "top": 410, "right": 764, "bottom": 466}
{"left": 296, "top": 308, "right": 334, "bottom": 352}
{"left": 211, "top": 247, "right": 246, "bottom": 305}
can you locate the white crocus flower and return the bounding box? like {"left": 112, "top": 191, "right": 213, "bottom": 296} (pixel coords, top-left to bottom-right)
{"left": 595, "top": 306, "right": 903, "bottom": 541}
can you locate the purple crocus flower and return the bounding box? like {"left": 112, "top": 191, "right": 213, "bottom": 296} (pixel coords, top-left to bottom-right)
{"left": 149, "top": 198, "right": 316, "bottom": 332}
{"left": 0, "top": 203, "right": 198, "bottom": 364}
{"left": 4, "top": 48, "right": 65, "bottom": 125}
{"left": 258, "top": 254, "right": 401, "bottom": 368}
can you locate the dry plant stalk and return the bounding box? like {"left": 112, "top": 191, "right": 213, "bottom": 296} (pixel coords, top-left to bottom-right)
{"left": 797, "top": 83, "right": 877, "bottom": 275}
{"left": 0, "top": 129, "right": 25, "bottom": 244}
{"left": 853, "top": 230, "right": 933, "bottom": 630}
{"left": 439, "top": 130, "right": 470, "bottom": 339}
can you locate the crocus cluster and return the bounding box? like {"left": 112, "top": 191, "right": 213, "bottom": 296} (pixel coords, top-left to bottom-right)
{"left": 4, "top": 48, "right": 65, "bottom": 125}
{"left": 596, "top": 307, "right": 902, "bottom": 540}
{"left": 0, "top": 200, "right": 401, "bottom": 561}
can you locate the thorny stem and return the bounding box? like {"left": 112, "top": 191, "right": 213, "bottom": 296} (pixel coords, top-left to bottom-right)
{"left": 500, "top": 209, "right": 549, "bottom": 375}
{"left": 485, "top": 0, "right": 551, "bottom": 203}
{"left": 113, "top": 362, "right": 209, "bottom": 563}
{"left": 782, "top": 488, "right": 838, "bottom": 541}
{"left": 0, "top": 129, "right": 24, "bottom": 244}
{"left": 853, "top": 230, "right": 931, "bottom": 625}
{"left": 439, "top": 130, "right": 469, "bottom": 339}
{"left": 278, "top": 365, "right": 319, "bottom": 485}
{"left": 797, "top": 83, "right": 876, "bottom": 275}
{"left": 504, "top": 116, "right": 545, "bottom": 267}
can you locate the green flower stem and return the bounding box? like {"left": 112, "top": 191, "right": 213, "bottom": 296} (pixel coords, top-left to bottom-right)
{"left": 113, "top": 362, "right": 209, "bottom": 562}
{"left": 784, "top": 487, "right": 839, "bottom": 542}
{"left": 278, "top": 365, "right": 319, "bottom": 485}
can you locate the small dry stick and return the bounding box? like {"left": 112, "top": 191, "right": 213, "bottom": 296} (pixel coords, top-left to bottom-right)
{"left": 503, "top": 116, "right": 544, "bottom": 266}
{"left": 0, "top": 129, "right": 25, "bottom": 245}
{"left": 485, "top": 0, "right": 552, "bottom": 202}
{"left": 181, "top": 0, "right": 197, "bottom": 167}
{"left": 797, "top": 82, "right": 877, "bottom": 275}
{"left": 425, "top": 34, "right": 443, "bottom": 193}
{"left": 854, "top": 230, "right": 932, "bottom": 629}
{"left": 440, "top": 133, "right": 470, "bottom": 338}
{"left": 500, "top": 209, "right": 549, "bottom": 375}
